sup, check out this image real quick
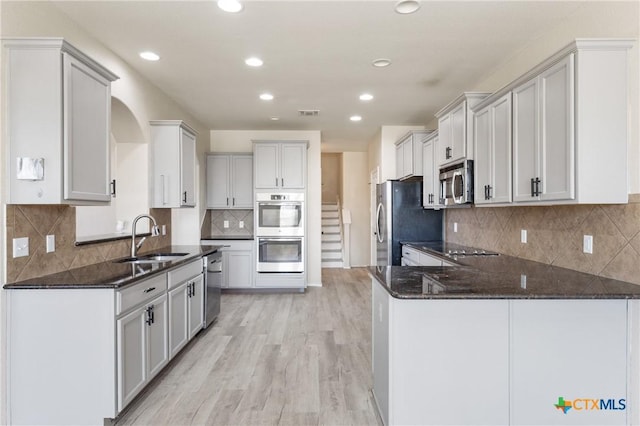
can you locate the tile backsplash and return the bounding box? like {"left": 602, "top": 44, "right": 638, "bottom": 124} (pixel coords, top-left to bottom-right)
{"left": 202, "top": 209, "right": 253, "bottom": 238}
{"left": 5, "top": 205, "right": 172, "bottom": 283}
{"left": 445, "top": 194, "right": 640, "bottom": 285}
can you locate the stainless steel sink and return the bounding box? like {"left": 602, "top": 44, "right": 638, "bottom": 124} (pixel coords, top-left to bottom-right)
{"left": 114, "top": 252, "right": 189, "bottom": 264}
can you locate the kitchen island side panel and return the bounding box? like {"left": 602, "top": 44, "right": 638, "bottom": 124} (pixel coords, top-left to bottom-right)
{"left": 7, "top": 289, "right": 117, "bottom": 425}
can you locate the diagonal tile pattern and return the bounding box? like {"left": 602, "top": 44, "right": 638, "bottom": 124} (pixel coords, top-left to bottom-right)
{"left": 446, "top": 195, "right": 640, "bottom": 285}
{"left": 6, "top": 205, "right": 172, "bottom": 283}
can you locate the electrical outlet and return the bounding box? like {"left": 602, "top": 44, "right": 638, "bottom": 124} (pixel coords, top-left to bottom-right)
{"left": 521, "top": 229, "right": 527, "bottom": 244}
{"left": 46, "top": 235, "right": 55, "bottom": 253}
{"left": 239, "top": 221, "right": 244, "bottom": 228}
{"left": 453, "top": 222, "right": 458, "bottom": 233}
{"left": 162, "top": 225, "right": 167, "bottom": 236}
{"left": 13, "top": 237, "right": 29, "bottom": 258}
{"left": 583, "top": 235, "right": 593, "bottom": 254}
{"left": 223, "top": 220, "right": 229, "bottom": 229}
{"left": 520, "top": 274, "right": 527, "bottom": 289}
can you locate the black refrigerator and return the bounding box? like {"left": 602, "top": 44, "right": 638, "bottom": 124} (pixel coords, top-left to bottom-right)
{"left": 375, "top": 180, "right": 443, "bottom": 266}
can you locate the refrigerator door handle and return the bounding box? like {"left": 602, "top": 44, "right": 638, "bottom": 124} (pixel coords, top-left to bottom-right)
{"left": 376, "top": 202, "right": 384, "bottom": 243}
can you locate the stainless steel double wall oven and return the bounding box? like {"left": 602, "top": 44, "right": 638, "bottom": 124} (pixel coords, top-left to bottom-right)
{"left": 255, "top": 193, "right": 304, "bottom": 273}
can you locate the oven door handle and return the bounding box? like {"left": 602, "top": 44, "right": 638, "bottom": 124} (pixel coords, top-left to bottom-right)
{"left": 257, "top": 202, "right": 302, "bottom": 207}
{"left": 259, "top": 238, "right": 302, "bottom": 242}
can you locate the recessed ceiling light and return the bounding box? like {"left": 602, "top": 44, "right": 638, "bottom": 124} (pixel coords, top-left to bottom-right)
{"left": 245, "top": 57, "right": 263, "bottom": 67}
{"left": 372, "top": 58, "right": 391, "bottom": 67}
{"left": 270, "top": 117, "right": 280, "bottom": 121}
{"left": 359, "top": 93, "right": 374, "bottom": 101}
{"left": 139, "top": 51, "right": 160, "bottom": 61}
{"left": 218, "top": 0, "right": 243, "bottom": 13}
{"left": 259, "top": 93, "right": 274, "bottom": 101}
{"left": 350, "top": 115, "right": 362, "bottom": 122}
{"left": 395, "top": 0, "right": 420, "bottom": 14}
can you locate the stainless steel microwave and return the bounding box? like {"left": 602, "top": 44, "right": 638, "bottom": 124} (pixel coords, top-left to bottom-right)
{"left": 439, "top": 160, "right": 474, "bottom": 206}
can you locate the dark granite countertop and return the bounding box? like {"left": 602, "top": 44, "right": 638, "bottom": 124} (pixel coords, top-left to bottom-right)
{"left": 370, "top": 241, "right": 640, "bottom": 299}
{"left": 201, "top": 235, "right": 254, "bottom": 240}
{"left": 4, "top": 245, "right": 221, "bottom": 290}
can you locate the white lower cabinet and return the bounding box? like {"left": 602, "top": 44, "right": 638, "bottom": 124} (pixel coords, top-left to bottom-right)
{"left": 6, "top": 255, "right": 210, "bottom": 425}
{"left": 203, "top": 239, "right": 255, "bottom": 288}
{"left": 117, "top": 292, "right": 168, "bottom": 412}
{"left": 401, "top": 245, "right": 453, "bottom": 267}
{"left": 168, "top": 260, "right": 205, "bottom": 357}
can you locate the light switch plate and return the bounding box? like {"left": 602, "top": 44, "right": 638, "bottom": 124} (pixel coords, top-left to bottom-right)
{"left": 162, "top": 225, "right": 167, "bottom": 236}
{"left": 13, "top": 237, "right": 29, "bottom": 258}
{"left": 521, "top": 229, "right": 527, "bottom": 243}
{"left": 46, "top": 235, "right": 55, "bottom": 253}
{"left": 583, "top": 235, "right": 593, "bottom": 254}
{"left": 453, "top": 222, "right": 458, "bottom": 233}
{"left": 239, "top": 221, "right": 244, "bottom": 228}
{"left": 223, "top": 220, "right": 229, "bottom": 228}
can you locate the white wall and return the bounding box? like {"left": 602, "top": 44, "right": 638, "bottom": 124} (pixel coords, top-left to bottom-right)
{"left": 210, "top": 130, "right": 322, "bottom": 287}
{"left": 341, "top": 152, "right": 370, "bottom": 267}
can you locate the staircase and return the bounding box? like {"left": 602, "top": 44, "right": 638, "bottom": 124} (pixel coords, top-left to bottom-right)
{"left": 321, "top": 202, "right": 344, "bottom": 268}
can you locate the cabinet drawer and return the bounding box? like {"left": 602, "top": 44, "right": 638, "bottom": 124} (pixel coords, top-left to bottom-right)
{"left": 401, "top": 246, "right": 420, "bottom": 262}
{"left": 117, "top": 274, "right": 167, "bottom": 315}
{"left": 167, "top": 259, "right": 202, "bottom": 289}
{"left": 419, "top": 253, "right": 443, "bottom": 267}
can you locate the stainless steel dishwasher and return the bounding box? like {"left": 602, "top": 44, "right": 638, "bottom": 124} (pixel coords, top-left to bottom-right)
{"left": 203, "top": 251, "right": 222, "bottom": 328}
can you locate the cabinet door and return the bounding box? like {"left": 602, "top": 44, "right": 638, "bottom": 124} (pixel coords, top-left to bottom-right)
{"left": 491, "top": 93, "right": 512, "bottom": 204}
{"left": 437, "top": 115, "right": 451, "bottom": 165}
{"left": 188, "top": 274, "right": 204, "bottom": 339}
{"left": 403, "top": 139, "right": 414, "bottom": 176}
{"left": 254, "top": 143, "right": 280, "bottom": 189}
{"left": 147, "top": 295, "right": 169, "bottom": 381}
{"left": 168, "top": 282, "right": 189, "bottom": 358}
{"left": 231, "top": 155, "right": 254, "bottom": 208}
{"left": 422, "top": 139, "right": 435, "bottom": 208}
{"left": 228, "top": 251, "right": 253, "bottom": 288}
{"left": 281, "top": 143, "right": 305, "bottom": 188}
{"left": 513, "top": 78, "right": 539, "bottom": 202}
{"left": 117, "top": 307, "right": 146, "bottom": 411}
{"left": 63, "top": 53, "right": 111, "bottom": 202}
{"left": 180, "top": 129, "right": 196, "bottom": 206}
{"left": 450, "top": 101, "right": 467, "bottom": 162}
{"left": 206, "top": 155, "right": 231, "bottom": 208}
{"left": 474, "top": 106, "right": 492, "bottom": 205}
{"left": 395, "top": 143, "right": 404, "bottom": 179}
{"left": 539, "top": 54, "right": 575, "bottom": 201}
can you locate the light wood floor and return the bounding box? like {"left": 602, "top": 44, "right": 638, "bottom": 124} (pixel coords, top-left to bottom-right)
{"left": 116, "top": 268, "right": 380, "bottom": 426}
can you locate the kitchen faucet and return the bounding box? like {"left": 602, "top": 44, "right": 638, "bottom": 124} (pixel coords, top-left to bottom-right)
{"left": 131, "top": 214, "right": 160, "bottom": 258}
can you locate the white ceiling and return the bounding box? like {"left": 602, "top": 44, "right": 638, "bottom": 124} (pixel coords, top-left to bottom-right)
{"left": 51, "top": 1, "right": 595, "bottom": 151}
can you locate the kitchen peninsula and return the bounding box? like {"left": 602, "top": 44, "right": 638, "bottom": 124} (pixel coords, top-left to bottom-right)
{"left": 371, "top": 243, "right": 640, "bottom": 426}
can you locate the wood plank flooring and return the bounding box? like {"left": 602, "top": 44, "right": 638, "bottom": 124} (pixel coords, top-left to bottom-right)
{"left": 116, "top": 268, "right": 380, "bottom": 426}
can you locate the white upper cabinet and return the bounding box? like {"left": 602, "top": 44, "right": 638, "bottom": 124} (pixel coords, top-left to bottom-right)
{"left": 150, "top": 121, "right": 197, "bottom": 208}
{"left": 5, "top": 38, "right": 118, "bottom": 205}
{"left": 206, "top": 154, "right": 253, "bottom": 209}
{"left": 395, "top": 130, "right": 432, "bottom": 180}
{"left": 253, "top": 141, "right": 307, "bottom": 190}
{"left": 513, "top": 55, "right": 574, "bottom": 202}
{"left": 422, "top": 131, "right": 442, "bottom": 209}
{"left": 435, "top": 92, "right": 490, "bottom": 167}
{"left": 474, "top": 93, "right": 512, "bottom": 205}
{"left": 508, "top": 39, "right": 632, "bottom": 205}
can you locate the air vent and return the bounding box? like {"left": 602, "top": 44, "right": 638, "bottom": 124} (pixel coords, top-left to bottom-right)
{"left": 298, "top": 110, "right": 320, "bottom": 117}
